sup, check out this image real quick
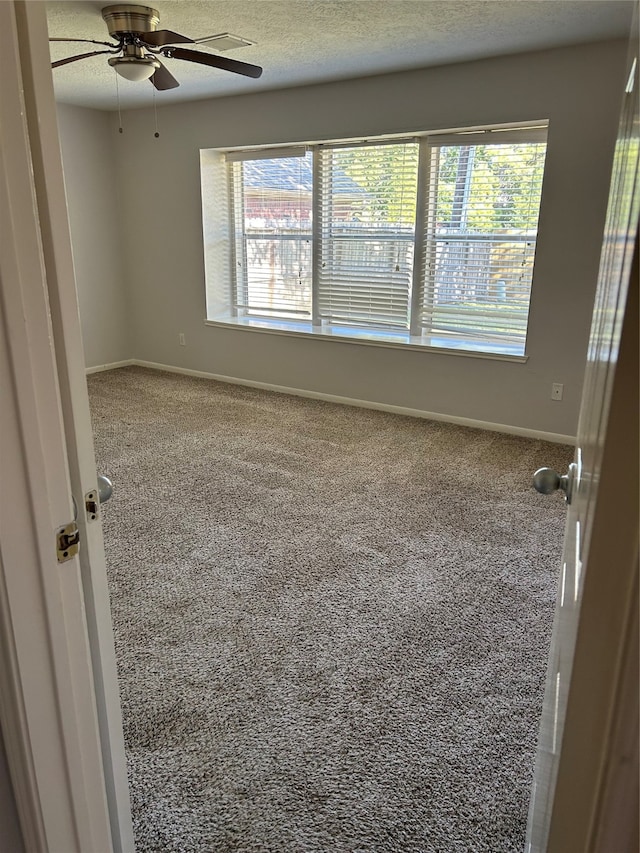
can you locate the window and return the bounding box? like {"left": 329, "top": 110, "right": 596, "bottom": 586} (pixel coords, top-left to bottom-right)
{"left": 418, "top": 132, "right": 547, "bottom": 354}
{"left": 229, "top": 149, "right": 313, "bottom": 320}
{"left": 317, "top": 141, "right": 419, "bottom": 331}
{"left": 202, "top": 124, "right": 548, "bottom": 357}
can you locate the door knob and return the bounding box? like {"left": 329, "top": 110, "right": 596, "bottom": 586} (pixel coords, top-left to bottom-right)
{"left": 97, "top": 474, "right": 113, "bottom": 504}
{"left": 533, "top": 463, "right": 577, "bottom": 504}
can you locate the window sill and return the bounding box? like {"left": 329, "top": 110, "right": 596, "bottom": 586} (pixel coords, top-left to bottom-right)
{"left": 204, "top": 316, "right": 528, "bottom": 363}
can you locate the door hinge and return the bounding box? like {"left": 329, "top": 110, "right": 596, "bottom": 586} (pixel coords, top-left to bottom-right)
{"left": 56, "top": 522, "right": 80, "bottom": 562}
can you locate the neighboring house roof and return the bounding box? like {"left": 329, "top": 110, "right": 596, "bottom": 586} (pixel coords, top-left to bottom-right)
{"left": 243, "top": 157, "right": 365, "bottom": 195}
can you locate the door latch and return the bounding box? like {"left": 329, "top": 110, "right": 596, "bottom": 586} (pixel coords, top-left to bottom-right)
{"left": 56, "top": 522, "right": 80, "bottom": 562}
{"left": 84, "top": 475, "right": 113, "bottom": 523}
{"left": 85, "top": 489, "right": 99, "bottom": 522}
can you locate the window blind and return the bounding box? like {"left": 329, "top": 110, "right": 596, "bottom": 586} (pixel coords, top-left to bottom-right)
{"left": 217, "top": 124, "right": 549, "bottom": 355}
{"left": 230, "top": 152, "right": 313, "bottom": 320}
{"left": 418, "top": 136, "right": 547, "bottom": 352}
{"left": 317, "top": 141, "right": 419, "bottom": 330}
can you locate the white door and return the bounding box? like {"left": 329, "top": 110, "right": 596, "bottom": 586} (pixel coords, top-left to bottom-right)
{"left": 1, "top": 1, "right": 133, "bottom": 850}
{"left": 526, "top": 23, "right": 639, "bottom": 853}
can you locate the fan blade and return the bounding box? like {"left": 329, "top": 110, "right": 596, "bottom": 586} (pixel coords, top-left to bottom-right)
{"left": 50, "top": 37, "right": 119, "bottom": 48}
{"left": 143, "top": 29, "right": 194, "bottom": 47}
{"left": 151, "top": 60, "right": 180, "bottom": 91}
{"left": 164, "top": 47, "right": 262, "bottom": 79}
{"left": 52, "top": 50, "right": 115, "bottom": 69}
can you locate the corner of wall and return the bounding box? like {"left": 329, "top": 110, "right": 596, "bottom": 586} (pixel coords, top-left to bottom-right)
{"left": 56, "top": 102, "right": 134, "bottom": 369}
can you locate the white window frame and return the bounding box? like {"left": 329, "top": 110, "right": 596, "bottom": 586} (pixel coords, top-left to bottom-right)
{"left": 228, "top": 148, "right": 314, "bottom": 322}
{"left": 202, "top": 122, "right": 548, "bottom": 360}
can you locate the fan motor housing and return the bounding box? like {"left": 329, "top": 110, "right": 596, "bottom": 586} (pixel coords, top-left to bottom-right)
{"left": 102, "top": 4, "right": 159, "bottom": 37}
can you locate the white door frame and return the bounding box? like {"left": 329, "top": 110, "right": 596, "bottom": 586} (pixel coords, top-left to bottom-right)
{"left": 529, "top": 16, "right": 639, "bottom": 848}
{"left": 12, "top": 2, "right": 134, "bottom": 849}
{"left": 0, "top": 2, "right": 121, "bottom": 850}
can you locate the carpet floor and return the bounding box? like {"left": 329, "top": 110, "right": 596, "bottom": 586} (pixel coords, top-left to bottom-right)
{"left": 88, "top": 366, "right": 572, "bottom": 853}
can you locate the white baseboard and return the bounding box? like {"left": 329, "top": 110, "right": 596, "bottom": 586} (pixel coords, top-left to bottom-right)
{"left": 85, "top": 359, "right": 135, "bottom": 375}
{"left": 105, "top": 359, "right": 574, "bottom": 445}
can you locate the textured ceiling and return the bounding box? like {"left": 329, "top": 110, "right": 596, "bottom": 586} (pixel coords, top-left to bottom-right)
{"left": 47, "top": 1, "right": 634, "bottom": 110}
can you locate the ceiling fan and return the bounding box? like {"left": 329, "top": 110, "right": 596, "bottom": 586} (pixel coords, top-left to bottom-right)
{"left": 50, "top": 3, "right": 263, "bottom": 90}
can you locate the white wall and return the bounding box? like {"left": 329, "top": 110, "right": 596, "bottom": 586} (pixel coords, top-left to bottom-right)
{"left": 56, "top": 104, "right": 130, "bottom": 369}
{"left": 101, "top": 41, "right": 625, "bottom": 435}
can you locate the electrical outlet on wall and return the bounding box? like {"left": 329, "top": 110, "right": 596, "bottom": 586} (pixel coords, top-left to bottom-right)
{"left": 179, "top": 333, "right": 186, "bottom": 346}
{"left": 551, "top": 382, "right": 564, "bottom": 401}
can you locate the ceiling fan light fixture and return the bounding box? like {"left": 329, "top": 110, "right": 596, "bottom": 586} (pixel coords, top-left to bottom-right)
{"left": 108, "top": 55, "right": 160, "bottom": 81}
{"left": 51, "top": 5, "right": 263, "bottom": 90}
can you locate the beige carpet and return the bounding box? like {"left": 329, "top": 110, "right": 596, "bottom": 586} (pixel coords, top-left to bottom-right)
{"left": 88, "top": 366, "right": 572, "bottom": 853}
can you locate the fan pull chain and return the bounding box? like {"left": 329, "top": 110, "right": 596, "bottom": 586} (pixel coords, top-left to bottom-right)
{"left": 153, "top": 86, "right": 160, "bottom": 138}
{"left": 115, "top": 71, "right": 123, "bottom": 133}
